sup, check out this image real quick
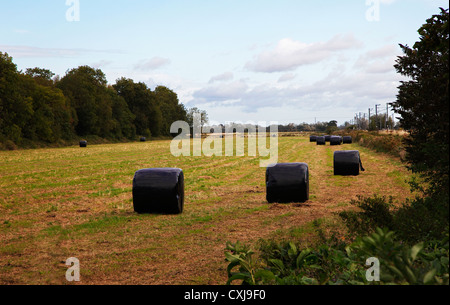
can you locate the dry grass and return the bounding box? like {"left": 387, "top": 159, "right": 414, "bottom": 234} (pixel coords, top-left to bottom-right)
{"left": 0, "top": 136, "right": 413, "bottom": 285}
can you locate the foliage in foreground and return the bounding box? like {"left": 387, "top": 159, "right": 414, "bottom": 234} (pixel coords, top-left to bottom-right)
{"left": 225, "top": 228, "right": 449, "bottom": 285}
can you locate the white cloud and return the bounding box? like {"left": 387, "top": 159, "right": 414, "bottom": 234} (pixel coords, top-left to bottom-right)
{"left": 0, "top": 45, "right": 123, "bottom": 58}
{"left": 189, "top": 64, "right": 403, "bottom": 114}
{"left": 354, "top": 44, "right": 400, "bottom": 74}
{"left": 245, "top": 34, "right": 363, "bottom": 73}
{"left": 134, "top": 56, "right": 171, "bottom": 71}
{"left": 192, "top": 80, "right": 249, "bottom": 102}
{"left": 278, "top": 73, "right": 297, "bottom": 83}
{"left": 208, "top": 72, "right": 234, "bottom": 84}
{"left": 91, "top": 60, "right": 113, "bottom": 69}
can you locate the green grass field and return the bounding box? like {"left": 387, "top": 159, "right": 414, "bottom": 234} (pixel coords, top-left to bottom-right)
{"left": 0, "top": 136, "right": 413, "bottom": 284}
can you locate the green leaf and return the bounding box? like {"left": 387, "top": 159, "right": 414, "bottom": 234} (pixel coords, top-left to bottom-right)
{"left": 387, "top": 265, "right": 404, "bottom": 279}
{"left": 404, "top": 265, "right": 417, "bottom": 284}
{"left": 288, "top": 242, "right": 298, "bottom": 258}
{"left": 226, "top": 260, "right": 241, "bottom": 277}
{"left": 410, "top": 242, "right": 424, "bottom": 262}
{"left": 296, "top": 249, "right": 311, "bottom": 269}
{"left": 225, "top": 252, "right": 241, "bottom": 263}
{"left": 363, "top": 237, "right": 377, "bottom": 247}
{"left": 226, "top": 273, "right": 252, "bottom": 285}
{"left": 269, "top": 259, "right": 285, "bottom": 272}
{"left": 255, "top": 270, "right": 275, "bottom": 282}
{"left": 423, "top": 268, "right": 437, "bottom": 285}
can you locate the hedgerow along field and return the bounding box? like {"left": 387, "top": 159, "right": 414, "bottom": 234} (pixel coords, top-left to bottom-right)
{"left": 0, "top": 134, "right": 414, "bottom": 284}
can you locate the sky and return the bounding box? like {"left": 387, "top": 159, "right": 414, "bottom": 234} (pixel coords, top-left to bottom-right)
{"left": 1, "top": 0, "right": 448, "bottom": 126}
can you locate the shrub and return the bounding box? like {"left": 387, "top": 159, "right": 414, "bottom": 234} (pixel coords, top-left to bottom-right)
{"left": 224, "top": 228, "right": 449, "bottom": 285}
{"left": 339, "top": 194, "right": 449, "bottom": 244}
{"left": 339, "top": 195, "right": 394, "bottom": 236}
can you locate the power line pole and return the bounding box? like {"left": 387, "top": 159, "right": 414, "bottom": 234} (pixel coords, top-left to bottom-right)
{"left": 386, "top": 103, "right": 390, "bottom": 130}
{"left": 375, "top": 104, "right": 381, "bottom": 131}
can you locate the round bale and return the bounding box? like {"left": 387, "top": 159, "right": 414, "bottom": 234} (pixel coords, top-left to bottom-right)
{"left": 343, "top": 136, "right": 353, "bottom": 144}
{"left": 325, "top": 135, "right": 331, "bottom": 142}
{"left": 333, "top": 150, "right": 365, "bottom": 176}
{"left": 330, "top": 136, "right": 343, "bottom": 146}
{"left": 316, "top": 136, "right": 326, "bottom": 145}
{"left": 132, "top": 168, "right": 184, "bottom": 214}
{"left": 310, "top": 135, "right": 317, "bottom": 142}
{"left": 79, "top": 140, "right": 87, "bottom": 148}
{"left": 266, "top": 163, "right": 309, "bottom": 203}
{"left": 140, "top": 137, "right": 146, "bottom": 142}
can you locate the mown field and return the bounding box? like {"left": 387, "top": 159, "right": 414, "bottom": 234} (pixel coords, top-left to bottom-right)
{"left": 0, "top": 135, "right": 413, "bottom": 285}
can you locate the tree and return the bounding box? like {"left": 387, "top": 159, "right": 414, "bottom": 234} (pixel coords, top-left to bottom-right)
{"left": 0, "top": 52, "right": 33, "bottom": 143}
{"left": 108, "top": 87, "right": 136, "bottom": 139}
{"left": 113, "top": 78, "right": 163, "bottom": 137}
{"left": 186, "top": 107, "right": 209, "bottom": 128}
{"left": 57, "top": 66, "right": 115, "bottom": 137}
{"left": 326, "top": 120, "right": 339, "bottom": 134}
{"left": 20, "top": 73, "right": 74, "bottom": 142}
{"left": 154, "top": 86, "right": 187, "bottom": 136}
{"left": 25, "top": 67, "right": 55, "bottom": 87}
{"left": 392, "top": 8, "right": 449, "bottom": 196}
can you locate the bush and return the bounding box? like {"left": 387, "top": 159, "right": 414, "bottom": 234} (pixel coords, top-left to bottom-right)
{"left": 225, "top": 228, "right": 449, "bottom": 285}
{"left": 394, "top": 194, "right": 449, "bottom": 243}
{"left": 339, "top": 195, "right": 394, "bottom": 236}
{"left": 339, "top": 130, "right": 406, "bottom": 159}
{"left": 0, "top": 139, "right": 18, "bottom": 151}
{"left": 339, "top": 194, "right": 449, "bottom": 244}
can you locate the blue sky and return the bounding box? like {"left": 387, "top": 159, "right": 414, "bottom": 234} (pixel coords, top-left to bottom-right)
{"left": 1, "top": 0, "right": 448, "bottom": 125}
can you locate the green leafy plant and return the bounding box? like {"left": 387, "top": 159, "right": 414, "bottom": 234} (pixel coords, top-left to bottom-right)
{"left": 225, "top": 228, "right": 449, "bottom": 285}
{"left": 339, "top": 195, "right": 394, "bottom": 236}
{"left": 224, "top": 241, "right": 273, "bottom": 285}
{"left": 351, "top": 228, "right": 449, "bottom": 285}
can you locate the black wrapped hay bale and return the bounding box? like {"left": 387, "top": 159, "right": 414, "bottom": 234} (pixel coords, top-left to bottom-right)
{"left": 310, "top": 135, "right": 317, "bottom": 142}
{"left": 79, "top": 140, "right": 87, "bottom": 147}
{"left": 266, "top": 163, "right": 309, "bottom": 203}
{"left": 133, "top": 168, "right": 184, "bottom": 214}
{"left": 140, "top": 137, "right": 146, "bottom": 142}
{"left": 343, "top": 136, "right": 353, "bottom": 144}
{"left": 330, "top": 136, "right": 343, "bottom": 146}
{"left": 316, "top": 136, "right": 326, "bottom": 145}
{"left": 334, "top": 151, "right": 365, "bottom": 176}
{"left": 325, "top": 135, "right": 331, "bottom": 142}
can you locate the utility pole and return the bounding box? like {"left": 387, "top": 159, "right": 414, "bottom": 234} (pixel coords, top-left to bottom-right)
{"left": 386, "top": 103, "right": 390, "bottom": 130}
{"left": 375, "top": 104, "right": 381, "bottom": 131}
{"left": 368, "top": 108, "right": 372, "bottom": 131}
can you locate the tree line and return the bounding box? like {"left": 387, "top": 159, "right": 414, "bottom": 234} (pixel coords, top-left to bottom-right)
{"left": 0, "top": 52, "right": 206, "bottom": 149}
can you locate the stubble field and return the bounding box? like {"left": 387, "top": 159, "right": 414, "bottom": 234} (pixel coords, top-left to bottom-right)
{"left": 0, "top": 135, "right": 413, "bottom": 284}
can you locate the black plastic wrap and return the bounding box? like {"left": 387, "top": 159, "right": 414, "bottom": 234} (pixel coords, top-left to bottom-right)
{"left": 334, "top": 151, "right": 364, "bottom": 176}
{"left": 133, "top": 168, "right": 184, "bottom": 214}
{"left": 325, "top": 135, "right": 331, "bottom": 142}
{"left": 343, "top": 136, "right": 353, "bottom": 144}
{"left": 266, "top": 163, "right": 309, "bottom": 203}
{"left": 79, "top": 141, "right": 87, "bottom": 147}
{"left": 316, "top": 136, "right": 326, "bottom": 145}
{"left": 330, "top": 136, "right": 343, "bottom": 146}
{"left": 140, "top": 137, "right": 146, "bottom": 142}
{"left": 310, "top": 135, "right": 317, "bottom": 142}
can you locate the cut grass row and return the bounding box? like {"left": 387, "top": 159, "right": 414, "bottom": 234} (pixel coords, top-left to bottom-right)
{"left": 0, "top": 136, "right": 413, "bottom": 284}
